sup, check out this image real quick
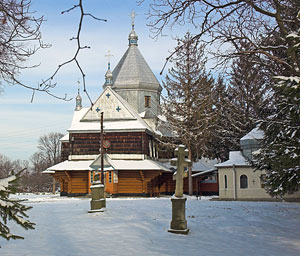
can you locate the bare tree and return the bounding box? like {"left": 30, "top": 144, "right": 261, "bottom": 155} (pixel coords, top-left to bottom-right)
{"left": 0, "top": 154, "right": 27, "bottom": 179}
{"left": 38, "top": 132, "right": 63, "bottom": 165}
{"left": 141, "top": 0, "right": 300, "bottom": 78}
{"left": 0, "top": 0, "right": 107, "bottom": 102}
{"left": 0, "top": 1, "right": 47, "bottom": 91}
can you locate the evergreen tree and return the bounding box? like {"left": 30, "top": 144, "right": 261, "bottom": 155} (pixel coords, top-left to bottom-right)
{"left": 209, "top": 77, "right": 246, "bottom": 161}
{"left": 253, "top": 76, "right": 300, "bottom": 196}
{"left": 229, "top": 48, "right": 273, "bottom": 131}
{"left": 252, "top": 10, "right": 300, "bottom": 197}
{"left": 163, "top": 32, "right": 214, "bottom": 195}
{"left": 0, "top": 170, "right": 35, "bottom": 244}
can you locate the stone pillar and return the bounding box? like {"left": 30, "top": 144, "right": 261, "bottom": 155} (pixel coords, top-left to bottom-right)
{"left": 168, "top": 145, "right": 191, "bottom": 235}
{"left": 168, "top": 196, "right": 189, "bottom": 234}
{"left": 88, "top": 174, "right": 106, "bottom": 213}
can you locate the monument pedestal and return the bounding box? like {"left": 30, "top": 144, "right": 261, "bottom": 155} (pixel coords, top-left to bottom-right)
{"left": 168, "top": 195, "right": 189, "bottom": 235}
{"left": 88, "top": 181, "right": 106, "bottom": 213}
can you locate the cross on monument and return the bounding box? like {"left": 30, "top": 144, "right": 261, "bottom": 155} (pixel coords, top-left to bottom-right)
{"left": 170, "top": 145, "right": 192, "bottom": 198}
{"left": 104, "top": 50, "right": 113, "bottom": 70}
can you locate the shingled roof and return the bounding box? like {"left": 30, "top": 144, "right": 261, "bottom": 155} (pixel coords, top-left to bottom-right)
{"left": 111, "top": 32, "right": 162, "bottom": 93}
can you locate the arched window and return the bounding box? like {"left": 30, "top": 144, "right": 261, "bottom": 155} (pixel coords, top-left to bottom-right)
{"left": 224, "top": 175, "right": 228, "bottom": 189}
{"left": 240, "top": 175, "right": 248, "bottom": 189}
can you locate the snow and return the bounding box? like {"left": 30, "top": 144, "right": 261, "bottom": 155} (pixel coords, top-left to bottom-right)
{"left": 0, "top": 175, "right": 16, "bottom": 191}
{"left": 240, "top": 127, "right": 264, "bottom": 141}
{"left": 215, "top": 151, "right": 249, "bottom": 167}
{"left": 108, "top": 159, "right": 171, "bottom": 171}
{"left": 1, "top": 194, "right": 300, "bottom": 256}
{"left": 43, "top": 160, "right": 94, "bottom": 173}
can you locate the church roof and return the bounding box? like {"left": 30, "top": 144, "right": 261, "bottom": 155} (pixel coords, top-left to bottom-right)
{"left": 111, "top": 44, "right": 162, "bottom": 92}
{"left": 67, "top": 86, "right": 154, "bottom": 133}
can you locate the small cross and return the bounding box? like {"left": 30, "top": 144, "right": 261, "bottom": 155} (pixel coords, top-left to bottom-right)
{"left": 77, "top": 79, "right": 80, "bottom": 93}
{"left": 106, "top": 93, "right": 111, "bottom": 98}
{"left": 105, "top": 50, "right": 113, "bottom": 70}
{"left": 96, "top": 107, "right": 101, "bottom": 113}
{"left": 130, "top": 10, "right": 137, "bottom": 28}
{"left": 116, "top": 106, "right": 121, "bottom": 112}
{"left": 252, "top": 179, "right": 256, "bottom": 185}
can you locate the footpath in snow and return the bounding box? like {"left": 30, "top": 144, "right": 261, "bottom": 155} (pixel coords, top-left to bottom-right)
{"left": 1, "top": 194, "right": 300, "bottom": 256}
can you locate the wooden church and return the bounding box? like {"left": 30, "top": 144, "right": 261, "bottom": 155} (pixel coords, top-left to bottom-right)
{"left": 43, "top": 17, "right": 188, "bottom": 196}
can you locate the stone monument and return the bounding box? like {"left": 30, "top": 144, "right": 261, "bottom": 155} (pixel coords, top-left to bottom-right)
{"left": 88, "top": 173, "right": 106, "bottom": 213}
{"left": 168, "top": 145, "right": 191, "bottom": 235}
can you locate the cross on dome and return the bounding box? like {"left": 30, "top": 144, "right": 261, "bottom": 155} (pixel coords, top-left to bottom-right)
{"left": 75, "top": 79, "right": 82, "bottom": 111}
{"left": 130, "top": 10, "right": 136, "bottom": 29}
{"left": 104, "top": 50, "right": 113, "bottom": 86}
{"left": 105, "top": 50, "right": 113, "bottom": 70}
{"left": 128, "top": 11, "right": 138, "bottom": 46}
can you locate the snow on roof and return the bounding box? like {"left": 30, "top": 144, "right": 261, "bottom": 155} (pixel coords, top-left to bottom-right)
{"left": 68, "top": 119, "right": 150, "bottom": 133}
{"left": 60, "top": 134, "right": 69, "bottom": 142}
{"left": 67, "top": 87, "right": 153, "bottom": 133}
{"left": 193, "top": 158, "right": 219, "bottom": 171}
{"left": 110, "top": 159, "right": 172, "bottom": 172}
{"left": 43, "top": 160, "right": 94, "bottom": 173}
{"left": 163, "top": 158, "right": 218, "bottom": 172}
{"left": 215, "top": 151, "right": 249, "bottom": 168}
{"left": 192, "top": 168, "right": 217, "bottom": 177}
{"left": 90, "top": 155, "right": 172, "bottom": 172}
{"left": 240, "top": 127, "right": 264, "bottom": 141}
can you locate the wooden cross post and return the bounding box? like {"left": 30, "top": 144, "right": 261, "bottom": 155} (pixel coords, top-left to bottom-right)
{"left": 171, "top": 145, "right": 192, "bottom": 198}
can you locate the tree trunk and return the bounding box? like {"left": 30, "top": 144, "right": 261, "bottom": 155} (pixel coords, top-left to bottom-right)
{"left": 188, "top": 145, "right": 193, "bottom": 196}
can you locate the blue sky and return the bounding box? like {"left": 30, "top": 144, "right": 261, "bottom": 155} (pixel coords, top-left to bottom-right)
{"left": 0, "top": 0, "right": 194, "bottom": 161}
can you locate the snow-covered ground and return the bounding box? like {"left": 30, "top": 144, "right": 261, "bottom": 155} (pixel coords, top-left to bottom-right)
{"left": 1, "top": 194, "right": 300, "bottom": 256}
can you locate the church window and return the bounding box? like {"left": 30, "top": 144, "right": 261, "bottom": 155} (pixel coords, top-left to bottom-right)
{"left": 90, "top": 171, "right": 94, "bottom": 184}
{"left": 109, "top": 171, "right": 112, "bottom": 183}
{"left": 240, "top": 175, "right": 248, "bottom": 189}
{"left": 145, "top": 96, "right": 151, "bottom": 108}
{"left": 224, "top": 175, "right": 227, "bottom": 189}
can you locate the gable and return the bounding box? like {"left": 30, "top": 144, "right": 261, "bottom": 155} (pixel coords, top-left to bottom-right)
{"left": 81, "top": 87, "right": 136, "bottom": 121}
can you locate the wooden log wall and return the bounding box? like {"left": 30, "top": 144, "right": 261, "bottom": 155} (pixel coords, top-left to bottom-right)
{"left": 159, "top": 172, "right": 200, "bottom": 195}
{"left": 69, "top": 171, "right": 89, "bottom": 194}
{"left": 54, "top": 171, "right": 89, "bottom": 195}
{"left": 61, "top": 142, "right": 70, "bottom": 161}
{"left": 118, "top": 170, "right": 160, "bottom": 194}
{"left": 67, "top": 132, "right": 151, "bottom": 156}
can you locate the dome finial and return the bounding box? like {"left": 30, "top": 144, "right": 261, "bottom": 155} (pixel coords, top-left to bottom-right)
{"left": 75, "top": 79, "right": 82, "bottom": 111}
{"left": 131, "top": 10, "right": 136, "bottom": 30}
{"left": 129, "top": 10, "right": 138, "bottom": 46}
{"left": 104, "top": 50, "right": 113, "bottom": 86}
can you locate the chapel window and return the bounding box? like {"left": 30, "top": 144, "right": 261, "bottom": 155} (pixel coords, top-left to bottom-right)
{"left": 224, "top": 175, "right": 228, "bottom": 189}
{"left": 240, "top": 175, "right": 248, "bottom": 189}
{"left": 145, "top": 96, "right": 151, "bottom": 108}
